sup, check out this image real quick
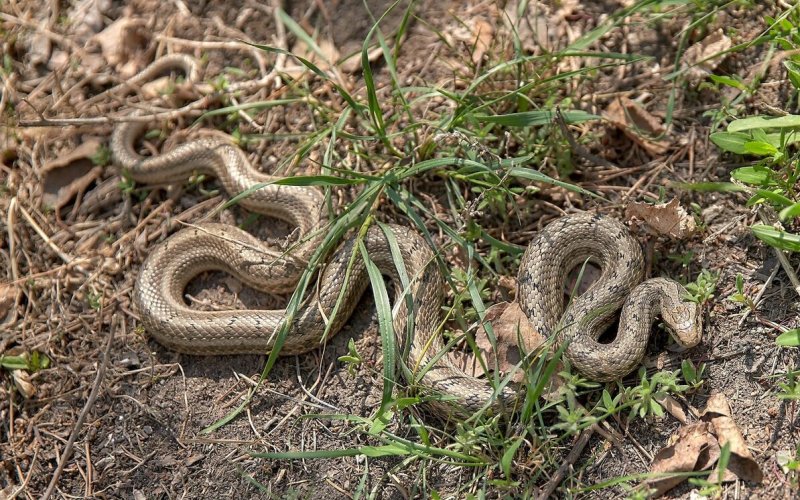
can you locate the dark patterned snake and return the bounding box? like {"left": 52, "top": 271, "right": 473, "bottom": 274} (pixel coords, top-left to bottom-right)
{"left": 113, "top": 56, "right": 703, "bottom": 413}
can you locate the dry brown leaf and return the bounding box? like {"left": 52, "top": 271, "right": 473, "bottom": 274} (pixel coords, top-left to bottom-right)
{"left": 42, "top": 139, "right": 103, "bottom": 212}
{"left": 565, "top": 263, "right": 602, "bottom": 296}
{"left": 287, "top": 39, "right": 339, "bottom": 78}
{"left": 625, "top": 198, "right": 697, "bottom": 240}
{"left": 0, "top": 283, "right": 17, "bottom": 323}
{"left": 701, "top": 393, "right": 764, "bottom": 484}
{"left": 12, "top": 370, "right": 35, "bottom": 399}
{"left": 644, "top": 422, "right": 718, "bottom": 496}
{"left": 498, "top": 275, "right": 517, "bottom": 295}
{"left": 91, "top": 16, "right": 148, "bottom": 75}
{"left": 470, "top": 18, "right": 494, "bottom": 64}
{"left": 656, "top": 394, "right": 687, "bottom": 424}
{"left": 340, "top": 44, "right": 384, "bottom": 74}
{"left": 449, "top": 301, "right": 544, "bottom": 383}
{"left": 502, "top": 1, "right": 552, "bottom": 53}
{"left": 604, "top": 96, "right": 671, "bottom": 155}
{"left": 682, "top": 30, "right": 732, "bottom": 83}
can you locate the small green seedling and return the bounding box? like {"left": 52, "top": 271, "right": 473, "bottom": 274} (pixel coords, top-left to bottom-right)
{"left": 727, "top": 273, "right": 756, "bottom": 312}
{"left": 684, "top": 269, "right": 719, "bottom": 304}
{"left": 338, "top": 338, "right": 363, "bottom": 376}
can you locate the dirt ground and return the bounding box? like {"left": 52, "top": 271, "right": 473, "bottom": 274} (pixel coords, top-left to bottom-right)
{"left": 2, "top": 0, "right": 800, "bottom": 498}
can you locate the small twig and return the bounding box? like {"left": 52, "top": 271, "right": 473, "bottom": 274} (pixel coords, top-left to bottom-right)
{"left": 41, "top": 310, "right": 114, "bottom": 500}
{"left": 537, "top": 427, "right": 594, "bottom": 500}
{"left": 14, "top": 198, "right": 73, "bottom": 265}
{"left": 738, "top": 262, "right": 780, "bottom": 328}
{"left": 6, "top": 197, "right": 21, "bottom": 324}
{"left": 155, "top": 34, "right": 265, "bottom": 63}
{"left": 270, "top": 0, "right": 289, "bottom": 88}
{"left": 18, "top": 70, "right": 282, "bottom": 128}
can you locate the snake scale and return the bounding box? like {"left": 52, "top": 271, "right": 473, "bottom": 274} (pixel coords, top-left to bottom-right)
{"left": 113, "top": 56, "right": 702, "bottom": 413}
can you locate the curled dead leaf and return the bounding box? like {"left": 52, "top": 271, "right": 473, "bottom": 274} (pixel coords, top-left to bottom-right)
{"left": 701, "top": 393, "right": 764, "bottom": 484}
{"left": 449, "top": 301, "right": 544, "bottom": 383}
{"left": 604, "top": 96, "right": 671, "bottom": 156}
{"left": 0, "top": 283, "right": 17, "bottom": 323}
{"left": 470, "top": 18, "right": 494, "bottom": 64}
{"left": 655, "top": 394, "right": 687, "bottom": 424}
{"left": 91, "top": 16, "right": 149, "bottom": 76}
{"left": 644, "top": 392, "right": 764, "bottom": 496}
{"left": 644, "top": 422, "right": 718, "bottom": 496}
{"left": 12, "top": 370, "right": 36, "bottom": 398}
{"left": 625, "top": 198, "right": 697, "bottom": 240}
{"left": 682, "top": 30, "right": 732, "bottom": 83}
{"left": 42, "top": 139, "right": 103, "bottom": 212}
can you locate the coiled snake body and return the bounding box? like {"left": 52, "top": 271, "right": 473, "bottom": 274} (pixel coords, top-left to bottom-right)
{"left": 114, "top": 57, "right": 702, "bottom": 413}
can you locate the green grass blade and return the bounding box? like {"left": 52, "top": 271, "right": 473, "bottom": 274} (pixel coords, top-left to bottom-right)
{"left": 776, "top": 329, "right": 800, "bottom": 347}
{"left": 671, "top": 181, "right": 746, "bottom": 192}
{"left": 274, "top": 8, "right": 331, "bottom": 64}
{"left": 751, "top": 224, "right": 800, "bottom": 252}
{"left": 249, "top": 43, "right": 365, "bottom": 114}
{"left": 358, "top": 224, "right": 398, "bottom": 412}
{"left": 509, "top": 167, "right": 598, "bottom": 197}
{"left": 473, "top": 110, "right": 600, "bottom": 127}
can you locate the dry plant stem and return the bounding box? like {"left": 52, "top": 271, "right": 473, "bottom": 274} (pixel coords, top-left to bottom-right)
{"left": 738, "top": 262, "right": 780, "bottom": 328}
{"left": 18, "top": 70, "right": 283, "bottom": 127}
{"left": 155, "top": 35, "right": 266, "bottom": 73}
{"left": 537, "top": 427, "right": 594, "bottom": 500}
{"left": 14, "top": 198, "right": 73, "bottom": 265}
{"left": 269, "top": 0, "right": 290, "bottom": 88}
{"left": 6, "top": 198, "right": 21, "bottom": 324}
{"left": 41, "top": 311, "right": 114, "bottom": 500}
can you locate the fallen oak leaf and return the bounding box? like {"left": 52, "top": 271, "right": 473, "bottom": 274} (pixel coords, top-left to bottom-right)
{"left": 0, "top": 283, "right": 17, "bottom": 324}
{"left": 449, "top": 301, "right": 545, "bottom": 384}
{"left": 41, "top": 139, "right": 103, "bottom": 213}
{"left": 91, "top": 16, "right": 149, "bottom": 76}
{"left": 470, "top": 17, "right": 494, "bottom": 64}
{"left": 701, "top": 393, "right": 764, "bottom": 484}
{"left": 643, "top": 422, "right": 719, "bottom": 496}
{"left": 682, "top": 29, "right": 732, "bottom": 83}
{"left": 604, "top": 96, "right": 671, "bottom": 156}
{"left": 625, "top": 198, "right": 697, "bottom": 240}
{"left": 655, "top": 394, "right": 687, "bottom": 424}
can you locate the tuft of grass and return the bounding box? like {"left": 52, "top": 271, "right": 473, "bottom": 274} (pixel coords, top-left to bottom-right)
{"left": 164, "top": 0, "right": 742, "bottom": 495}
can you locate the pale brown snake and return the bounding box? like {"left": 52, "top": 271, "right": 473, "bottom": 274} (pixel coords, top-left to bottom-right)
{"left": 112, "top": 56, "right": 703, "bottom": 413}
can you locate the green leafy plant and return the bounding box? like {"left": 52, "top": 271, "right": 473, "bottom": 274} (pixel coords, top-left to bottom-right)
{"left": 684, "top": 269, "right": 719, "bottom": 304}
{"left": 777, "top": 328, "right": 800, "bottom": 347}
{"left": 338, "top": 338, "right": 364, "bottom": 376}
{"left": 710, "top": 120, "right": 800, "bottom": 254}
{"left": 681, "top": 359, "right": 707, "bottom": 391}
{"left": 727, "top": 273, "right": 756, "bottom": 312}
{"left": 86, "top": 291, "right": 103, "bottom": 311}
{"left": 0, "top": 351, "right": 51, "bottom": 372}
{"left": 778, "top": 369, "right": 800, "bottom": 400}
{"left": 620, "top": 368, "right": 688, "bottom": 420}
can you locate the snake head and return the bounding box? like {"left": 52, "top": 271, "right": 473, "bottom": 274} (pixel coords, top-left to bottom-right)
{"left": 664, "top": 301, "right": 703, "bottom": 348}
